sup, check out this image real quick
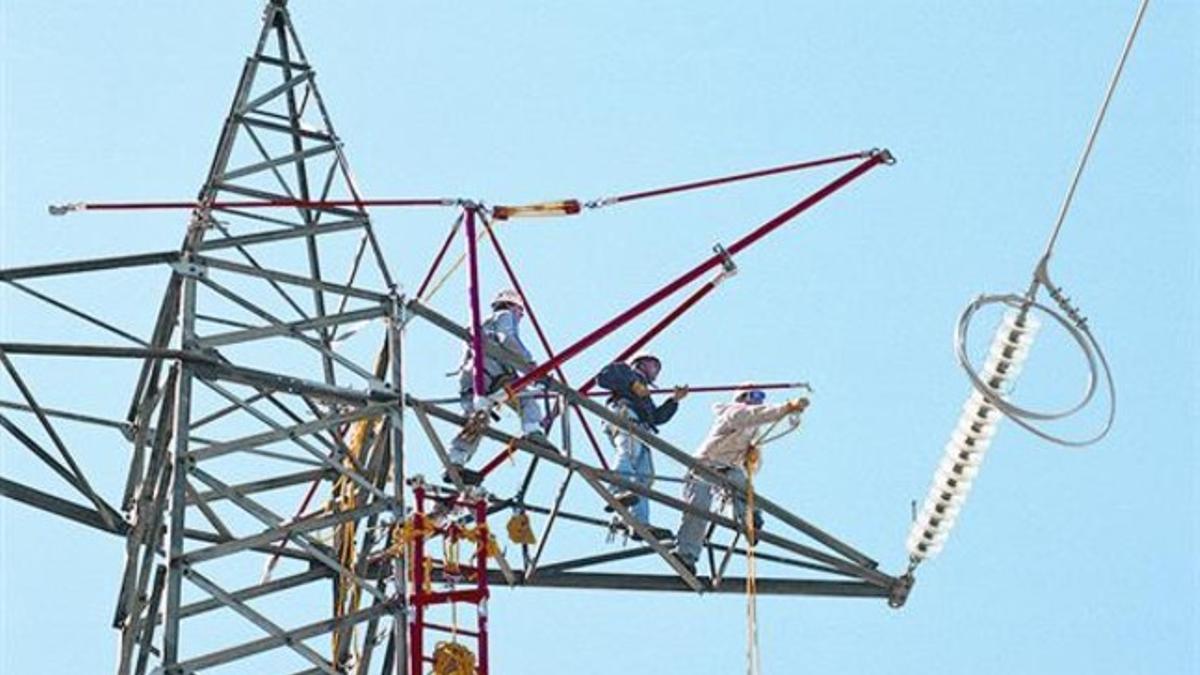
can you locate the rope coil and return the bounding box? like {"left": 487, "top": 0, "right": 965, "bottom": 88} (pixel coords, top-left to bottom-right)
{"left": 744, "top": 447, "right": 762, "bottom": 675}
{"left": 432, "top": 641, "right": 477, "bottom": 675}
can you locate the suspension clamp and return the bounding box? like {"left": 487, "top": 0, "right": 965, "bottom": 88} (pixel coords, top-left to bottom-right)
{"left": 1034, "top": 257, "right": 1088, "bottom": 328}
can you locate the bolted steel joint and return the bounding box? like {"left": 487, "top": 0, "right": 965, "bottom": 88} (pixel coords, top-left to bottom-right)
{"left": 870, "top": 147, "right": 897, "bottom": 165}
{"left": 887, "top": 571, "right": 916, "bottom": 609}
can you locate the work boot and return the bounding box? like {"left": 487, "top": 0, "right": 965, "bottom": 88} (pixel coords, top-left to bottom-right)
{"left": 442, "top": 465, "right": 483, "bottom": 487}
{"left": 739, "top": 509, "right": 768, "bottom": 540}
{"left": 523, "top": 429, "right": 549, "bottom": 445}
{"left": 603, "top": 491, "right": 640, "bottom": 513}
{"left": 671, "top": 552, "right": 697, "bottom": 577}
{"left": 641, "top": 525, "right": 675, "bottom": 542}
{"left": 612, "top": 521, "right": 673, "bottom": 542}
{"left": 746, "top": 511, "right": 765, "bottom": 544}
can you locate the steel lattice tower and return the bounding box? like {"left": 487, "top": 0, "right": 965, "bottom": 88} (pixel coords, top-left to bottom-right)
{"left": 0, "top": 2, "right": 912, "bottom": 674}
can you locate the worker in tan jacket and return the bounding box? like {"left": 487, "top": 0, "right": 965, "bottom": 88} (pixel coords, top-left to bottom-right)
{"left": 670, "top": 387, "right": 809, "bottom": 573}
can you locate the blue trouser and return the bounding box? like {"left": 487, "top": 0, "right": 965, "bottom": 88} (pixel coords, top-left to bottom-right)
{"left": 448, "top": 368, "right": 542, "bottom": 465}
{"left": 672, "top": 466, "right": 755, "bottom": 564}
{"left": 609, "top": 424, "right": 655, "bottom": 524}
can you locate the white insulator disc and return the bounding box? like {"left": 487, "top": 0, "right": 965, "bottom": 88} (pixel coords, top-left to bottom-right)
{"left": 922, "top": 496, "right": 963, "bottom": 519}
{"left": 949, "top": 449, "right": 987, "bottom": 469}
{"left": 906, "top": 531, "right": 931, "bottom": 552}
{"left": 916, "top": 527, "right": 950, "bottom": 546}
{"left": 938, "top": 457, "right": 980, "bottom": 482}
{"left": 998, "top": 328, "right": 1037, "bottom": 350}
{"left": 948, "top": 440, "right": 991, "bottom": 464}
{"left": 915, "top": 540, "right": 944, "bottom": 558}
{"left": 934, "top": 469, "right": 973, "bottom": 496}
{"left": 917, "top": 505, "right": 940, "bottom": 524}
{"left": 957, "top": 409, "right": 999, "bottom": 434}
{"left": 963, "top": 397, "right": 998, "bottom": 422}
{"left": 907, "top": 525, "right": 949, "bottom": 551}
{"left": 1003, "top": 309, "right": 1041, "bottom": 334}
{"left": 989, "top": 338, "right": 1031, "bottom": 366}
{"left": 927, "top": 505, "right": 963, "bottom": 528}
{"left": 967, "top": 389, "right": 999, "bottom": 410}
{"left": 949, "top": 429, "right": 981, "bottom": 450}
{"left": 984, "top": 354, "right": 1025, "bottom": 380}
{"left": 947, "top": 435, "right": 991, "bottom": 459}
{"left": 926, "top": 492, "right": 966, "bottom": 513}
{"left": 955, "top": 415, "right": 999, "bottom": 441}
{"left": 1002, "top": 319, "right": 1041, "bottom": 342}
{"left": 905, "top": 537, "right": 929, "bottom": 559}
{"left": 917, "top": 507, "right": 958, "bottom": 534}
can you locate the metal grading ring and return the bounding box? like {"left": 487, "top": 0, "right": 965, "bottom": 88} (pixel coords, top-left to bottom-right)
{"left": 953, "top": 291, "right": 1116, "bottom": 447}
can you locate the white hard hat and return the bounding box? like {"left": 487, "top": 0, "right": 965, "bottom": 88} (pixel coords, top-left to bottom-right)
{"left": 492, "top": 289, "right": 524, "bottom": 311}
{"left": 628, "top": 352, "right": 662, "bottom": 382}
{"left": 628, "top": 351, "right": 662, "bottom": 368}
{"left": 733, "top": 384, "right": 766, "bottom": 404}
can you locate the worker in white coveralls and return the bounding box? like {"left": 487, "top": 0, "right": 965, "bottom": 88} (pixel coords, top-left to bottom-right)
{"left": 446, "top": 289, "right": 545, "bottom": 485}
{"left": 670, "top": 387, "right": 809, "bottom": 573}
{"left": 596, "top": 353, "right": 688, "bottom": 536}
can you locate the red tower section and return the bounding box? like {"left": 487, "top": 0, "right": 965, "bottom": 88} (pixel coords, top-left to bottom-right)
{"left": 405, "top": 482, "right": 491, "bottom": 675}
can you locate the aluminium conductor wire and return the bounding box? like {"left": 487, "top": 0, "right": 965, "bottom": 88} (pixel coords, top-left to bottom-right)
{"left": 1035, "top": 0, "right": 1150, "bottom": 269}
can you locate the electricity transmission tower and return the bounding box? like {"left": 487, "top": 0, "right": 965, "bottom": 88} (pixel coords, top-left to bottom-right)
{"left": 0, "top": 2, "right": 911, "bottom": 673}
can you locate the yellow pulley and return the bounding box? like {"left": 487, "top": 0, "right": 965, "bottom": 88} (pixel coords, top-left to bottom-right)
{"left": 432, "top": 641, "right": 476, "bottom": 675}
{"left": 506, "top": 512, "right": 537, "bottom": 545}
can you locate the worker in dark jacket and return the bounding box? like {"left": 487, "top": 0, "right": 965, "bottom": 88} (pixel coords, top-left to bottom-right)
{"left": 596, "top": 352, "right": 688, "bottom": 527}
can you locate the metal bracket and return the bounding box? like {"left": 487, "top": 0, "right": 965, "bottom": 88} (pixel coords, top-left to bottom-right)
{"left": 170, "top": 260, "right": 209, "bottom": 280}
{"left": 713, "top": 243, "right": 737, "bottom": 274}
{"left": 48, "top": 202, "right": 84, "bottom": 216}
{"left": 367, "top": 378, "right": 393, "bottom": 397}
{"left": 869, "top": 147, "right": 897, "bottom": 165}
{"left": 1033, "top": 256, "right": 1088, "bottom": 328}
{"left": 887, "top": 571, "right": 916, "bottom": 609}
{"left": 583, "top": 196, "right": 618, "bottom": 210}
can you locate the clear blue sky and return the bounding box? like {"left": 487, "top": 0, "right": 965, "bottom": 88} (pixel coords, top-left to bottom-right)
{"left": 1, "top": 2, "right": 1196, "bottom": 674}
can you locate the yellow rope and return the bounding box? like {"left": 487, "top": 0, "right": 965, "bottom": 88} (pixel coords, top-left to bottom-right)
{"left": 419, "top": 220, "right": 505, "bottom": 304}
{"left": 329, "top": 215, "right": 502, "bottom": 661}
{"left": 330, "top": 347, "right": 389, "bottom": 662}
{"left": 445, "top": 530, "right": 463, "bottom": 578}
{"left": 330, "top": 413, "right": 381, "bottom": 660}
{"left": 740, "top": 402, "right": 804, "bottom": 675}
{"left": 745, "top": 445, "right": 762, "bottom": 675}
{"left": 461, "top": 525, "right": 501, "bottom": 559}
